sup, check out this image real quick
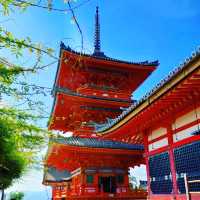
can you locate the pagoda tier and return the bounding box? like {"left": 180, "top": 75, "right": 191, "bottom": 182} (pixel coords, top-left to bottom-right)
{"left": 49, "top": 42, "right": 158, "bottom": 136}
{"left": 43, "top": 166, "right": 147, "bottom": 200}
{"left": 49, "top": 90, "right": 130, "bottom": 135}
{"left": 54, "top": 42, "right": 158, "bottom": 101}
{"left": 45, "top": 137, "right": 144, "bottom": 171}
{"left": 44, "top": 137, "right": 146, "bottom": 200}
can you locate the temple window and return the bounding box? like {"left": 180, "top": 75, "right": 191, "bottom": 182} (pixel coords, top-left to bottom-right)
{"left": 86, "top": 175, "right": 94, "bottom": 184}
{"left": 117, "top": 175, "right": 124, "bottom": 184}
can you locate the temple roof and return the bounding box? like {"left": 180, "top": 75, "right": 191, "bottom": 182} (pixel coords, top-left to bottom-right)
{"left": 95, "top": 46, "right": 200, "bottom": 134}
{"left": 43, "top": 167, "right": 71, "bottom": 184}
{"left": 51, "top": 136, "right": 144, "bottom": 151}
{"left": 60, "top": 42, "right": 159, "bottom": 67}
{"left": 55, "top": 87, "right": 131, "bottom": 103}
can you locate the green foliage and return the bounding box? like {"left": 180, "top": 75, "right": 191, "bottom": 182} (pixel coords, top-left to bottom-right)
{"left": 0, "top": 0, "right": 55, "bottom": 190}
{"left": 0, "top": 117, "right": 26, "bottom": 189}
{"left": 9, "top": 192, "right": 24, "bottom": 200}
{"left": 0, "top": 24, "right": 54, "bottom": 112}
{"left": 0, "top": 0, "right": 29, "bottom": 15}
{"left": 0, "top": 107, "right": 49, "bottom": 189}
{"left": 0, "top": 63, "right": 23, "bottom": 84}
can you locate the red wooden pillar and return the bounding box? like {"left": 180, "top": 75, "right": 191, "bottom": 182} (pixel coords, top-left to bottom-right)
{"left": 167, "top": 126, "right": 178, "bottom": 196}
{"left": 124, "top": 172, "right": 129, "bottom": 193}
{"left": 80, "top": 171, "right": 85, "bottom": 195}
{"left": 144, "top": 133, "right": 151, "bottom": 197}
{"left": 94, "top": 172, "right": 99, "bottom": 195}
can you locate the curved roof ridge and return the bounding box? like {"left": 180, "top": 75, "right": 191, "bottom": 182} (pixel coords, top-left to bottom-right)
{"left": 50, "top": 136, "right": 144, "bottom": 150}
{"left": 60, "top": 41, "right": 159, "bottom": 66}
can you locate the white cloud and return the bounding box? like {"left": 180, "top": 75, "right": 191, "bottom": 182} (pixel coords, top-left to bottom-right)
{"left": 130, "top": 165, "right": 147, "bottom": 184}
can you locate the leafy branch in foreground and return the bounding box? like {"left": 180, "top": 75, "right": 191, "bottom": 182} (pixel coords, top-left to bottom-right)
{"left": 0, "top": 0, "right": 87, "bottom": 197}
{"left": 0, "top": 111, "right": 49, "bottom": 191}
{"left": 0, "top": 31, "right": 56, "bottom": 59}
{"left": 0, "top": 24, "right": 56, "bottom": 112}
{"left": 0, "top": 1, "right": 55, "bottom": 195}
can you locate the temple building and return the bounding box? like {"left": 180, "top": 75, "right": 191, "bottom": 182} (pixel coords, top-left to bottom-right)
{"left": 44, "top": 6, "right": 200, "bottom": 200}
{"left": 96, "top": 47, "right": 200, "bottom": 200}
{"left": 43, "top": 137, "right": 146, "bottom": 199}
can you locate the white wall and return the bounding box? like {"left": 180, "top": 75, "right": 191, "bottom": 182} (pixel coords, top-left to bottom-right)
{"left": 148, "top": 127, "right": 167, "bottom": 141}
{"left": 148, "top": 138, "right": 168, "bottom": 151}
{"left": 172, "top": 107, "right": 200, "bottom": 142}
{"left": 172, "top": 107, "right": 200, "bottom": 130}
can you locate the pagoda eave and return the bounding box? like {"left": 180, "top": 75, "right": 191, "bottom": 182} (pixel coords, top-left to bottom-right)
{"left": 53, "top": 43, "right": 158, "bottom": 95}
{"left": 61, "top": 44, "right": 158, "bottom": 71}
{"left": 48, "top": 91, "right": 132, "bottom": 132}
{"left": 46, "top": 144, "right": 144, "bottom": 171}
{"left": 54, "top": 88, "right": 132, "bottom": 104}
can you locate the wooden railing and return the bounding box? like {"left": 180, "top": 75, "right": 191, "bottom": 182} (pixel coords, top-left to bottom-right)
{"left": 184, "top": 174, "right": 200, "bottom": 200}
{"left": 64, "top": 186, "right": 147, "bottom": 199}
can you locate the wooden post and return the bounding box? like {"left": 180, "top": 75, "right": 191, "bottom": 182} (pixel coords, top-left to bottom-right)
{"left": 144, "top": 133, "right": 151, "bottom": 196}
{"left": 184, "top": 174, "right": 190, "bottom": 200}
{"left": 167, "top": 126, "right": 178, "bottom": 196}
{"left": 94, "top": 173, "right": 99, "bottom": 195}
{"left": 80, "top": 172, "right": 85, "bottom": 195}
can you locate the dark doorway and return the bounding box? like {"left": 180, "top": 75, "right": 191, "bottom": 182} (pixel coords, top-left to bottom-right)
{"left": 98, "top": 176, "right": 116, "bottom": 193}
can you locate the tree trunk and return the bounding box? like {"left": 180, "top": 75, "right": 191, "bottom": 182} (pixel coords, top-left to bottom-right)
{"left": 1, "top": 189, "right": 4, "bottom": 200}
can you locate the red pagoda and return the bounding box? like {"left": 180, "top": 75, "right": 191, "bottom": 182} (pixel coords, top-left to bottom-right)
{"left": 48, "top": 7, "right": 158, "bottom": 137}
{"left": 44, "top": 7, "right": 158, "bottom": 200}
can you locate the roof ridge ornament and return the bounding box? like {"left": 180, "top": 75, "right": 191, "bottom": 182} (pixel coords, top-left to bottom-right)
{"left": 93, "top": 6, "right": 105, "bottom": 57}
{"left": 94, "top": 6, "right": 100, "bottom": 53}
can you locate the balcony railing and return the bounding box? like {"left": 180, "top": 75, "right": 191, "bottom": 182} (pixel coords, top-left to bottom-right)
{"left": 184, "top": 174, "right": 200, "bottom": 200}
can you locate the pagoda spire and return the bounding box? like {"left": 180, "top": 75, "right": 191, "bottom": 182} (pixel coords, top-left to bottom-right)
{"left": 93, "top": 6, "right": 104, "bottom": 57}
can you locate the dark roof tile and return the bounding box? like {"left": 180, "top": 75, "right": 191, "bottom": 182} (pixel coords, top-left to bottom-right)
{"left": 60, "top": 42, "right": 159, "bottom": 66}
{"left": 51, "top": 136, "right": 144, "bottom": 151}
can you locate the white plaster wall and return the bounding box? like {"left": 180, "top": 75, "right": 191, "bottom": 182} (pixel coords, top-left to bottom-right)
{"left": 173, "top": 123, "right": 200, "bottom": 142}
{"left": 148, "top": 127, "right": 167, "bottom": 141}
{"left": 172, "top": 107, "right": 200, "bottom": 130}
{"left": 148, "top": 137, "right": 168, "bottom": 151}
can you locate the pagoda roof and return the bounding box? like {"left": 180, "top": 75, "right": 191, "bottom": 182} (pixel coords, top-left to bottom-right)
{"left": 43, "top": 166, "right": 71, "bottom": 184}
{"left": 96, "top": 46, "right": 200, "bottom": 135}
{"left": 55, "top": 87, "right": 131, "bottom": 103}
{"left": 51, "top": 136, "right": 144, "bottom": 151}
{"left": 46, "top": 137, "right": 145, "bottom": 171}
{"left": 60, "top": 42, "right": 159, "bottom": 67}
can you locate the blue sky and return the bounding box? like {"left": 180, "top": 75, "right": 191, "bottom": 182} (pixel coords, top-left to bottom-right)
{"left": 1, "top": 0, "right": 200, "bottom": 198}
